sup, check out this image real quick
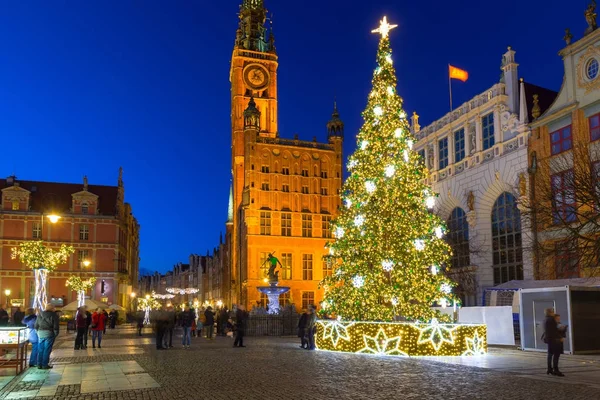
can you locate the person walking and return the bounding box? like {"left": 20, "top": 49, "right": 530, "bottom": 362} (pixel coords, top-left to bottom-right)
{"left": 74, "top": 306, "right": 87, "bottom": 350}
{"left": 233, "top": 305, "right": 247, "bottom": 348}
{"left": 23, "top": 308, "right": 38, "bottom": 368}
{"left": 180, "top": 306, "right": 194, "bottom": 348}
{"left": 35, "top": 304, "right": 59, "bottom": 369}
{"left": 544, "top": 308, "right": 565, "bottom": 377}
{"left": 12, "top": 307, "right": 25, "bottom": 326}
{"left": 204, "top": 307, "right": 215, "bottom": 339}
{"left": 305, "top": 305, "right": 317, "bottom": 350}
{"left": 91, "top": 308, "right": 107, "bottom": 349}
{"left": 297, "top": 309, "right": 308, "bottom": 349}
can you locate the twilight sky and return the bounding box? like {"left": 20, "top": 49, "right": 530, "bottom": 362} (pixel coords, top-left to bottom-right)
{"left": 0, "top": 0, "right": 587, "bottom": 273}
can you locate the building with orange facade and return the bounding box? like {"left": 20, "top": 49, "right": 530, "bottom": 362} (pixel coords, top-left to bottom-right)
{"left": 528, "top": 11, "right": 600, "bottom": 279}
{"left": 0, "top": 170, "right": 139, "bottom": 309}
{"left": 229, "top": 0, "right": 343, "bottom": 311}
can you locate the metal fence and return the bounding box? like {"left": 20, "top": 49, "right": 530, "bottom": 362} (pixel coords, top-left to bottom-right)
{"left": 245, "top": 313, "right": 299, "bottom": 336}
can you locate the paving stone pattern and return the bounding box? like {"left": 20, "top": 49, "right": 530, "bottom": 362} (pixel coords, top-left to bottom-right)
{"left": 1, "top": 328, "right": 600, "bottom": 399}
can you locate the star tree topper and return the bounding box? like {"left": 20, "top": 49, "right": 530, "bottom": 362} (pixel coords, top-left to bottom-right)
{"left": 371, "top": 16, "right": 398, "bottom": 39}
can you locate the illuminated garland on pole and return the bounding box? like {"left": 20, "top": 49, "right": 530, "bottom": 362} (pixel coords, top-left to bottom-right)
{"left": 66, "top": 276, "right": 97, "bottom": 307}
{"left": 12, "top": 241, "right": 75, "bottom": 312}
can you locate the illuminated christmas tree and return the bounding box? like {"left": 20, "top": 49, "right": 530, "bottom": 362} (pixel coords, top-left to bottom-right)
{"left": 322, "top": 17, "right": 456, "bottom": 322}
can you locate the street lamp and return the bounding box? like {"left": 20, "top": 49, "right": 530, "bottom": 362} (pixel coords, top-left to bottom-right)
{"left": 4, "top": 289, "right": 10, "bottom": 308}
{"left": 46, "top": 214, "right": 61, "bottom": 224}
{"left": 130, "top": 292, "right": 136, "bottom": 312}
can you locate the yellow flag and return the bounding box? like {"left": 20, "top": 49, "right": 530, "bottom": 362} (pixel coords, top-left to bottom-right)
{"left": 449, "top": 65, "right": 469, "bottom": 82}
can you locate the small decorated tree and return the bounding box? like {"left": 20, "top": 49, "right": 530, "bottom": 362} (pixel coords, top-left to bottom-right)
{"left": 66, "top": 276, "right": 97, "bottom": 307}
{"left": 12, "top": 241, "right": 75, "bottom": 312}
{"left": 137, "top": 296, "right": 162, "bottom": 325}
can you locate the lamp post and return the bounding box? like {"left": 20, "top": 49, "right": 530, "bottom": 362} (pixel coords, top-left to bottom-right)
{"left": 4, "top": 289, "right": 11, "bottom": 309}
{"left": 78, "top": 259, "right": 92, "bottom": 307}
{"left": 36, "top": 213, "right": 61, "bottom": 311}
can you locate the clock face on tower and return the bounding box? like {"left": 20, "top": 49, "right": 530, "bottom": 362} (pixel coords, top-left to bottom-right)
{"left": 243, "top": 64, "right": 270, "bottom": 90}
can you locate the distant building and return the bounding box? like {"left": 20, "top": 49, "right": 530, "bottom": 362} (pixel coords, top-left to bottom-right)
{"left": 228, "top": 0, "right": 344, "bottom": 310}
{"left": 414, "top": 48, "right": 556, "bottom": 305}
{"left": 1, "top": 170, "right": 139, "bottom": 308}
{"left": 528, "top": 6, "right": 600, "bottom": 279}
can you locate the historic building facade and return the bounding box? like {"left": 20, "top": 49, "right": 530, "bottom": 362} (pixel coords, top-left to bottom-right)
{"left": 229, "top": 0, "right": 343, "bottom": 311}
{"left": 414, "top": 48, "right": 556, "bottom": 305}
{"left": 0, "top": 170, "right": 140, "bottom": 308}
{"left": 528, "top": 7, "right": 600, "bottom": 279}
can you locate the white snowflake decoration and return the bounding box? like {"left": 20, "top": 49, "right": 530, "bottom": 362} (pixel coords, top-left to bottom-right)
{"left": 403, "top": 150, "right": 409, "bottom": 162}
{"left": 382, "top": 260, "right": 394, "bottom": 271}
{"left": 399, "top": 110, "right": 407, "bottom": 119}
{"left": 365, "top": 181, "right": 376, "bottom": 194}
{"left": 425, "top": 195, "right": 436, "bottom": 209}
{"left": 360, "top": 140, "right": 369, "bottom": 150}
{"left": 387, "top": 86, "right": 394, "bottom": 96}
{"left": 440, "top": 283, "right": 452, "bottom": 294}
{"left": 394, "top": 128, "right": 403, "bottom": 138}
{"left": 374, "top": 106, "right": 383, "bottom": 116}
{"left": 345, "top": 198, "right": 352, "bottom": 209}
{"left": 435, "top": 226, "right": 444, "bottom": 239}
{"left": 385, "top": 54, "right": 393, "bottom": 64}
{"left": 391, "top": 297, "right": 399, "bottom": 306}
{"left": 440, "top": 298, "right": 448, "bottom": 308}
{"left": 375, "top": 67, "right": 382, "bottom": 74}
{"left": 348, "top": 159, "right": 358, "bottom": 170}
{"left": 335, "top": 226, "right": 345, "bottom": 238}
{"left": 414, "top": 239, "right": 425, "bottom": 251}
{"left": 352, "top": 275, "right": 365, "bottom": 288}
{"left": 384, "top": 165, "right": 395, "bottom": 178}
{"left": 329, "top": 247, "right": 335, "bottom": 255}
{"left": 354, "top": 215, "right": 365, "bottom": 227}
{"left": 407, "top": 139, "right": 414, "bottom": 149}
{"left": 431, "top": 265, "right": 438, "bottom": 275}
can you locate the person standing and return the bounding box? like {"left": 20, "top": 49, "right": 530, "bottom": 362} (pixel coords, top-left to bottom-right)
{"left": 297, "top": 310, "right": 308, "bottom": 349}
{"left": 74, "top": 306, "right": 87, "bottom": 350}
{"left": 23, "top": 308, "right": 38, "bottom": 368}
{"left": 0, "top": 307, "right": 9, "bottom": 326}
{"left": 108, "top": 310, "right": 117, "bottom": 329}
{"left": 12, "top": 307, "right": 25, "bottom": 326}
{"left": 204, "top": 307, "right": 215, "bottom": 339}
{"left": 35, "top": 304, "right": 59, "bottom": 369}
{"left": 136, "top": 311, "right": 144, "bottom": 336}
{"left": 233, "top": 305, "right": 247, "bottom": 348}
{"left": 180, "top": 306, "right": 194, "bottom": 348}
{"left": 544, "top": 308, "right": 564, "bottom": 377}
{"left": 164, "top": 306, "right": 176, "bottom": 348}
{"left": 91, "top": 308, "right": 107, "bottom": 349}
{"left": 102, "top": 309, "right": 109, "bottom": 334}
{"left": 305, "top": 305, "right": 317, "bottom": 350}
{"left": 219, "top": 307, "right": 229, "bottom": 336}
{"left": 154, "top": 309, "right": 167, "bottom": 350}
{"left": 83, "top": 307, "right": 92, "bottom": 349}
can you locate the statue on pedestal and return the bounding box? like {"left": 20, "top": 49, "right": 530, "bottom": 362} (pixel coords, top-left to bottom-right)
{"left": 262, "top": 253, "right": 282, "bottom": 283}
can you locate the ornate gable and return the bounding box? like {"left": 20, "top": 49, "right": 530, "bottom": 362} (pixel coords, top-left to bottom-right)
{"left": 72, "top": 177, "right": 99, "bottom": 215}
{"left": 2, "top": 184, "right": 31, "bottom": 211}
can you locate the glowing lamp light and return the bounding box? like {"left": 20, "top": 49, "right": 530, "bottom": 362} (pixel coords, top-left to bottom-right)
{"left": 47, "top": 214, "right": 61, "bottom": 224}
{"left": 365, "top": 181, "right": 376, "bottom": 194}
{"left": 441, "top": 283, "right": 452, "bottom": 294}
{"left": 4, "top": 289, "right": 10, "bottom": 297}
{"left": 435, "top": 226, "right": 444, "bottom": 239}
{"left": 384, "top": 165, "right": 395, "bottom": 178}
{"left": 82, "top": 260, "right": 91, "bottom": 267}
{"left": 394, "top": 128, "right": 403, "bottom": 138}
{"left": 382, "top": 260, "right": 394, "bottom": 271}
{"left": 130, "top": 292, "right": 136, "bottom": 298}
{"left": 360, "top": 141, "right": 369, "bottom": 150}
{"left": 352, "top": 275, "right": 365, "bottom": 288}
{"left": 414, "top": 239, "right": 425, "bottom": 251}
{"left": 263, "top": 278, "right": 269, "bottom": 283}
{"left": 216, "top": 300, "right": 223, "bottom": 308}
{"left": 145, "top": 294, "right": 150, "bottom": 300}
{"left": 354, "top": 215, "right": 365, "bottom": 227}
{"left": 373, "top": 106, "right": 383, "bottom": 116}
{"left": 425, "top": 196, "right": 436, "bottom": 209}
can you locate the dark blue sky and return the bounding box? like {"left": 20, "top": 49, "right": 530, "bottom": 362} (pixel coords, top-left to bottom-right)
{"left": 0, "top": 0, "right": 588, "bottom": 273}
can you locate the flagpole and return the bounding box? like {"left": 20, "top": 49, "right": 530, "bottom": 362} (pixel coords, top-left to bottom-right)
{"left": 448, "top": 64, "right": 453, "bottom": 112}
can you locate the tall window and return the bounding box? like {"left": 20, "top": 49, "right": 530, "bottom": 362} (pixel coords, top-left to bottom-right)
{"left": 259, "top": 293, "right": 268, "bottom": 308}
{"left": 302, "top": 254, "right": 313, "bottom": 280}
{"left": 260, "top": 211, "right": 271, "bottom": 235}
{"left": 259, "top": 252, "right": 269, "bottom": 277}
{"left": 438, "top": 137, "right": 449, "bottom": 169}
{"left": 32, "top": 222, "right": 41, "bottom": 239}
{"left": 261, "top": 182, "right": 270, "bottom": 191}
{"left": 81, "top": 203, "right": 89, "bottom": 214}
{"left": 322, "top": 216, "right": 332, "bottom": 238}
{"left": 11, "top": 201, "right": 19, "bottom": 211}
{"left": 282, "top": 184, "right": 290, "bottom": 193}
{"left": 454, "top": 128, "right": 465, "bottom": 163}
{"left": 550, "top": 125, "right": 572, "bottom": 155}
{"left": 282, "top": 167, "right": 290, "bottom": 175}
{"left": 79, "top": 225, "right": 89, "bottom": 241}
{"left": 261, "top": 165, "right": 270, "bottom": 173}
{"left": 323, "top": 259, "right": 333, "bottom": 277}
{"left": 555, "top": 240, "right": 579, "bottom": 278}
{"left": 321, "top": 171, "right": 328, "bottom": 178}
{"left": 78, "top": 250, "right": 89, "bottom": 268}
{"left": 301, "top": 186, "right": 309, "bottom": 194}
{"left": 302, "top": 292, "right": 315, "bottom": 310}
{"left": 551, "top": 170, "right": 576, "bottom": 223}
{"left": 281, "top": 213, "right": 292, "bottom": 236}
{"left": 279, "top": 292, "right": 291, "bottom": 307}
{"left": 281, "top": 253, "right": 292, "bottom": 280}
{"left": 482, "top": 113, "right": 495, "bottom": 150}
{"left": 301, "top": 169, "right": 309, "bottom": 177}
{"left": 321, "top": 187, "right": 328, "bottom": 195}
{"left": 302, "top": 214, "right": 312, "bottom": 237}
{"left": 447, "top": 208, "right": 470, "bottom": 269}
{"left": 590, "top": 113, "right": 600, "bottom": 142}
{"left": 491, "top": 193, "right": 523, "bottom": 285}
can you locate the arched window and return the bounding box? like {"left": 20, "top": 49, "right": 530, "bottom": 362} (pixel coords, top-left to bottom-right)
{"left": 491, "top": 192, "right": 523, "bottom": 284}
{"left": 447, "top": 208, "right": 470, "bottom": 269}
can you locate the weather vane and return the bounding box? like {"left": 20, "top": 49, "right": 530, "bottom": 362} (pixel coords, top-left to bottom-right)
{"left": 372, "top": 16, "right": 397, "bottom": 39}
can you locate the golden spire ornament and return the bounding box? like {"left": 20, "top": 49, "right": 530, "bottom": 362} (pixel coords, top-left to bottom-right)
{"left": 372, "top": 16, "right": 398, "bottom": 38}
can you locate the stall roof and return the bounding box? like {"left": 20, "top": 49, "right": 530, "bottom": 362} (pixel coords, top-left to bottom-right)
{"left": 490, "top": 278, "right": 600, "bottom": 290}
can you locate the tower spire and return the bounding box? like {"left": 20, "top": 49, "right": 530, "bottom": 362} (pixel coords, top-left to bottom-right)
{"left": 227, "top": 183, "right": 234, "bottom": 224}
{"left": 236, "top": 0, "right": 274, "bottom": 53}
{"left": 327, "top": 100, "right": 344, "bottom": 138}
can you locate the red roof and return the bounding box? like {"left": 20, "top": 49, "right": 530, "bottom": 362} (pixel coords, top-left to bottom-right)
{"left": 0, "top": 178, "right": 119, "bottom": 216}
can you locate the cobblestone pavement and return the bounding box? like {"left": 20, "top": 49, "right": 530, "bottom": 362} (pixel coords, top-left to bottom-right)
{"left": 2, "top": 327, "right": 600, "bottom": 400}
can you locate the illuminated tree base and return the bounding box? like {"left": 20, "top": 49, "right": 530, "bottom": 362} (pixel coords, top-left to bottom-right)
{"left": 77, "top": 290, "right": 85, "bottom": 307}
{"left": 33, "top": 269, "right": 48, "bottom": 313}
{"left": 316, "top": 320, "right": 487, "bottom": 356}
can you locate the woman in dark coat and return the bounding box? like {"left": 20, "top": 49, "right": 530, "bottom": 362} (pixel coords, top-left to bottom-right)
{"left": 204, "top": 307, "right": 215, "bottom": 339}
{"left": 297, "top": 311, "right": 308, "bottom": 349}
{"left": 543, "top": 308, "right": 564, "bottom": 376}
